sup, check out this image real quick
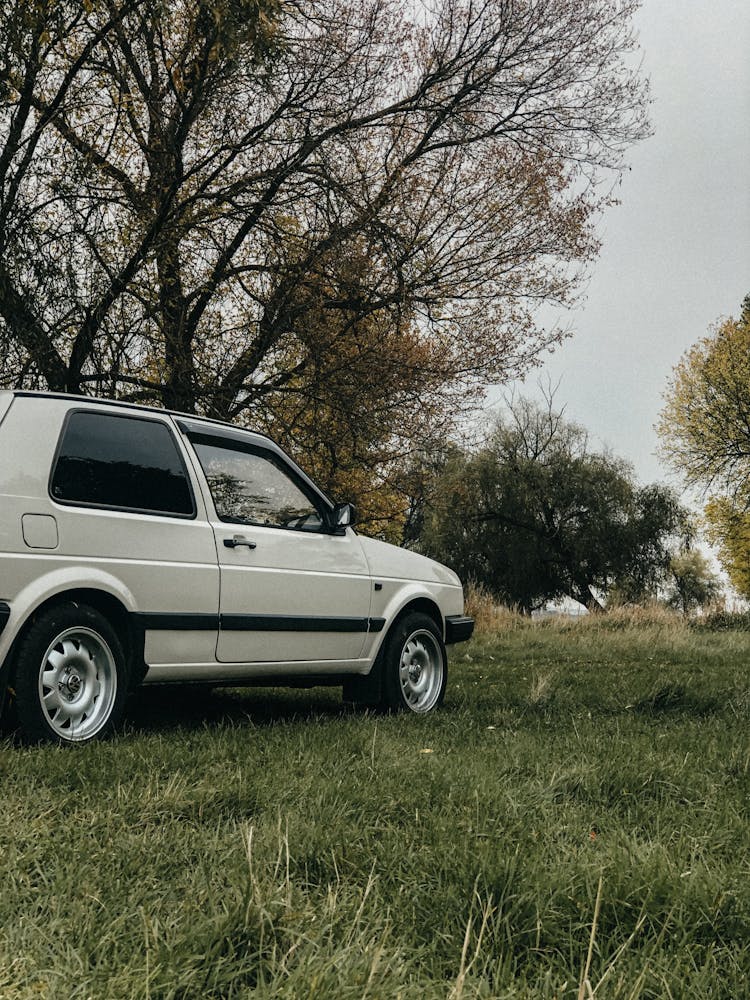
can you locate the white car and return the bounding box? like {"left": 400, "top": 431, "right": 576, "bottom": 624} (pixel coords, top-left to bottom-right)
{"left": 0, "top": 391, "right": 473, "bottom": 744}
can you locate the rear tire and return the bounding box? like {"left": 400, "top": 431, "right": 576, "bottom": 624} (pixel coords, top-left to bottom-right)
{"left": 12, "top": 602, "right": 129, "bottom": 745}
{"left": 381, "top": 611, "right": 447, "bottom": 713}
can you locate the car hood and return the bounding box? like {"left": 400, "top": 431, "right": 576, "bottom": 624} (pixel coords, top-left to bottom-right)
{"left": 357, "top": 534, "right": 461, "bottom": 587}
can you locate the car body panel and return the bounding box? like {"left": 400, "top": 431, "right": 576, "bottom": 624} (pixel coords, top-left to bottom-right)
{"left": 0, "top": 398, "right": 220, "bottom": 669}
{"left": 357, "top": 535, "right": 462, "bottom": 588}
{"left": 177, "top": 423, "right": 374, "bottom": 665}
{"left": 0, "top": 392, "right": 473, "bottom": 698}
{"left": 142, "top": 656, "right": 372, "bottom": 682}
{"left": 212, "top": 523, "right": 373, "bottom": 663}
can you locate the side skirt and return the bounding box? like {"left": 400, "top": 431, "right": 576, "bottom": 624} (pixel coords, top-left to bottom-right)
{"left": 142, "top": 657, "right": 374, "bottom": 683}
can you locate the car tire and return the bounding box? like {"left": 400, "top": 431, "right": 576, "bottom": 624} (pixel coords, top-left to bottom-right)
{"left": 381, "top": 611, "right": 447, "bottom": 713}
{"left": 12, "top": 602, "right": 129, "bottom": 745}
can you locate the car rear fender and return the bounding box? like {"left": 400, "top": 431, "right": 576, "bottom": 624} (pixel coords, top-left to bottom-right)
{"left": 0, "top": 567, "right": 138, "bottom": 678}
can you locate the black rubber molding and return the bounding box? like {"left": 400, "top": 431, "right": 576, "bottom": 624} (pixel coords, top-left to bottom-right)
{"left": 445, "top": 615, "right": 474, "bottom": 644}
{"left": 0, "top": 602, "right": 10, "bottom": 637}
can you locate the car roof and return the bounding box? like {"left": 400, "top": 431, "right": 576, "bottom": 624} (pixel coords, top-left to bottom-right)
{"left": 11, "top": 389, "right": 274, "bottom": 441}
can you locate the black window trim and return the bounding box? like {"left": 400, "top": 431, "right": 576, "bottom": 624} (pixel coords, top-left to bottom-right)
{"left": 48, "top": 407, "right": 198, "bottom": 520}
{"left": 185, "top": 429, "right": 334, "bottom": 534}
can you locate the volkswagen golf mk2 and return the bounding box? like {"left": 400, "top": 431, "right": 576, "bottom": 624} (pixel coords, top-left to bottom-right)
{"left": 0, "top": 391, "right": 473, "bottom": 744}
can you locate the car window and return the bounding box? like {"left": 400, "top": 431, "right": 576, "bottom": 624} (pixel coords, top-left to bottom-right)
{"left": 50, "top": 411, "right": 194, "bottom": 516}
{"left": 191, "top": 439, "right": 325, "bottom": 531}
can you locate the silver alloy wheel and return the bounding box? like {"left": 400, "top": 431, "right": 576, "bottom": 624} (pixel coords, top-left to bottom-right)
{"left": 399, "top": 628, "right": 444, "bottom": 712}
{"left": 37, "top": 627, "right": 118, "bottom": 741}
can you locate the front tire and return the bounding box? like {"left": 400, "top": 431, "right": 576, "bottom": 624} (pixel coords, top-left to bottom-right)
{"left": 12, "top": 602, "right": 129, "bottom": 744}
{"left": 382, "top": 611, "right": 447, "bottom": 713}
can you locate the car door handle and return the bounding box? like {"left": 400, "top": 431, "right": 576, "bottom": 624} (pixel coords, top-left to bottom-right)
{"left": 223, "top": 535, "right": 257, "bottom": 549}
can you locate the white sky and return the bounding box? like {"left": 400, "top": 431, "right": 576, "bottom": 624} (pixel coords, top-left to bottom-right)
{"left": 498, "top": 1, "right": 750, "bottom": 489}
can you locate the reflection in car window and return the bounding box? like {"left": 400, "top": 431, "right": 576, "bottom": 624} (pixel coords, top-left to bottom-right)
{"left": 192, "top": 440, "right": 324, "bottom": 531}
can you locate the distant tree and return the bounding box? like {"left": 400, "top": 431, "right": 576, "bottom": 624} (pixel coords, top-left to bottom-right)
{"left": 664, "top": 550, "right": 721, "bottom": 615}
{"left": 658, "top": 296, "right": 750, "bottom": 596}
{"left": 399, "top": 440, "right": 464, "bottom": 549}
{"left": 418, "top": 398, "right": 691, "bottom": 612}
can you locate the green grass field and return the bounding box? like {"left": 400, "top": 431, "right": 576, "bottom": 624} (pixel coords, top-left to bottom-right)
{"left": 1, "top": 614, "right": 749, "bottom": 999}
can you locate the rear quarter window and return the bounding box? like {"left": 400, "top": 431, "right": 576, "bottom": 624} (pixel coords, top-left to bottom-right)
{"left": 50, "top": 410, "right": 195, "bottom": 517}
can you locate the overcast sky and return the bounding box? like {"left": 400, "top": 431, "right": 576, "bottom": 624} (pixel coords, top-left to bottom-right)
{"left": 499, "top": 1, "right": 750, "bottom": 489}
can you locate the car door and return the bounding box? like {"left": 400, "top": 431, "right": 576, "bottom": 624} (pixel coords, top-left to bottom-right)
{"left": 181, "top": 426, "right": 373, "bottom": 665}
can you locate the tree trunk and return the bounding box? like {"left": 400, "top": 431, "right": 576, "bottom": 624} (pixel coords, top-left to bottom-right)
{"left": 571, "top": 585, "right": 604, "bottom": 613}
{"left": 156, "top": 229, "right": 195, "bottom": 413}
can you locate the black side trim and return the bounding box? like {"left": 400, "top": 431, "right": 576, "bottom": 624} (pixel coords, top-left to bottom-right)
{"left": 445, "top": 615, "right": 474, "bottom": 644}
{"left": 0, "top": 602, "right": 10, "bottom": 636}
{"left": 134, "top": 613, "right": 219, "bottom": 631}
{"left": 221, "top": 614, "right": 374, "bottom": 633}
{"left": 133, "top": 612, "right": 386, "bottom": 633}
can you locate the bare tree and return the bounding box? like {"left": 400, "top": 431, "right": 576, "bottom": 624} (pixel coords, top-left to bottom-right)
{"left": 0, "top": 0, "right": 649, "bottom": 449}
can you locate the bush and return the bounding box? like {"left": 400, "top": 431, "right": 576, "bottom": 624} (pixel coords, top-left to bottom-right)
{"left": 692, "top": 608, "right": 750, "bottom": 631}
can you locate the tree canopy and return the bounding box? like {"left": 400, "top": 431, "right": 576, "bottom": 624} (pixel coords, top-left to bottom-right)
{"left": 0, "top": 0, "right": 650, "bottom": 527}
{"left": 702, "top": 498, "right": 750, "bottom": 600}
{"left": 659, "top": 296, "right": 750, "bottom": 598}
{"left": 417, "top": 398, "right": 691, "bottom": 611}
{"left": 658, "top": 297, "right": 750, "bottom": 492}
{"left": 664, "top": 550, "right": 721, "bottom": 616}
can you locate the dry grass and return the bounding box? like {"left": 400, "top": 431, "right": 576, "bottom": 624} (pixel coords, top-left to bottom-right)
{"left": 549, "top": 603, "right": 687, "bottom": 640}
{"left": 527, "top": 671, "right": 555, "bottom": 707}
{"left": 464, "top": 584, "right": 688, "bottom": 638}
{"left": 463, "top": 582, "right": 528, "bottom": 632}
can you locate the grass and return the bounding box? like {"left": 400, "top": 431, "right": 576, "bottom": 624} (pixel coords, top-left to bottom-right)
{"left": 1, "top": 615, "right": 749, "bottom": 998}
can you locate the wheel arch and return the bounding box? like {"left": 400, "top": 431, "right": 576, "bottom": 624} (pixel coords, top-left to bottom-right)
{"left": 391, "top": 596, "right": 443, "bottom": 634}
{"left": 369, "top": 593, "right": 444, "bottom": 667}
{"left": 2, "top": 586, "right": 146, "bottom": 699}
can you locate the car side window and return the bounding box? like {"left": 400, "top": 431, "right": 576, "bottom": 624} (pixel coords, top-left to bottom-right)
{"left": 190, "top": 439, "right": 325, "bottom": 532}
{"left": 50, "top": 410, "right": 195, "bottom": 517}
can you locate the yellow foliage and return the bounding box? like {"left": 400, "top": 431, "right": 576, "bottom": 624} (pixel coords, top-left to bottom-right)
{"left": 659, "top": 297, "right": 750, "bottom": 595}
{"left": 704, "top": 496, "right": 750, "bottom": 600}
{"left": 658, "top": 309, "right": 750, "bottom": 489}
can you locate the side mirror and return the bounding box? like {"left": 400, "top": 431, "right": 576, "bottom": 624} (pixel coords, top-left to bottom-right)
{"left": 332, "top": 501, "right": 357, "bottom": 530}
